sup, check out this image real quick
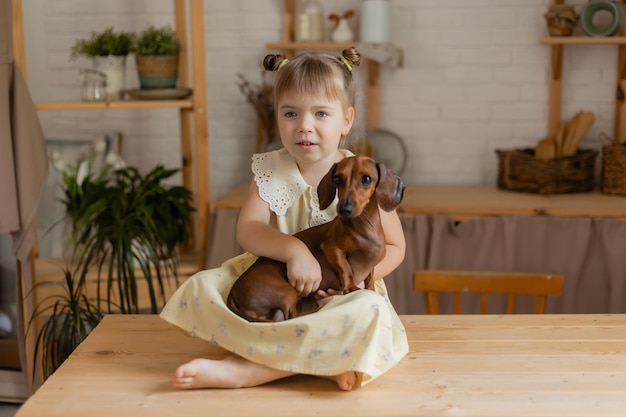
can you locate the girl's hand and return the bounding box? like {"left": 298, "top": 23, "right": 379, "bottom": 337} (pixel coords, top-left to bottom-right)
{"left": 314, "top": 287, "right": 343, "bottom": 299}
{"left": 314, "top": 280, "right": 366, "bottom": 299}
{"left": 286, "top": 248, "right": 322, "bottom": 296}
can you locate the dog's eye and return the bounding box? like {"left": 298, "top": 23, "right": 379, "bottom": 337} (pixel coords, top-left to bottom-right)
{"left": 360, "top": 176, "right": 372, "bottom": 186}
{"left": 332, "top": 175, "right": 343, "bottom": 185}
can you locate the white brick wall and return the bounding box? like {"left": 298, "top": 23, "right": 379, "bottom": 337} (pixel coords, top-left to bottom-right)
{"left": 21, "top": 0, "right": 618, "bottom": 199}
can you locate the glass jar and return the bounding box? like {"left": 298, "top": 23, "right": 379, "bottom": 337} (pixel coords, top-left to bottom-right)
{"left": 79, "top": 69, "right": 107, "bottom": 102}
{"left": 296, "top": 0, "right": 324, "bottom": 42}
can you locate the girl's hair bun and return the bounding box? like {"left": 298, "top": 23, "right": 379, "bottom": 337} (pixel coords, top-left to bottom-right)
{"left": 341, "top": 46, "right": 361, "bottom": 68}
{"left": 263, "top": 54, "right": 286, "bottom": 71}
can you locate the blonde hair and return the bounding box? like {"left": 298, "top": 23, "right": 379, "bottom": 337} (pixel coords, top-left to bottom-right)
{"left": 263, "top": 47, "right": 362, "bottom": 148}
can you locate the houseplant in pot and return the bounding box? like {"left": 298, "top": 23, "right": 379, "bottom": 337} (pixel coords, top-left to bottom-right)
{"left": 132, "top": 25, "right": 181, "bottom": 89}
{"left": 71, "top": 27, "right": 133, "bottom": 100}
{"left": 52, "top": 140, "right": 194, "bottom": 314}
{"left": 31, "top": 142, "right": 194, "bottom": 380}
{"left": 62, "top": 151, "right": 194, "bottom": 314}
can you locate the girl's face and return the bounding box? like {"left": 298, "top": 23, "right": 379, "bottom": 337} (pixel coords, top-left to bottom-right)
{"left": 277, "top": 89, "right": 354, "bottom": 167}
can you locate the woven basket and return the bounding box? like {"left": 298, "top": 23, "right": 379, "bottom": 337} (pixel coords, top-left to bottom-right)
{"left": 496, "top": 148, "right": 598, "bottom": 195}
{"left": 136, "top": 55, "right": 178, "bottom": 88}
{"left": 546, "top": 17, "right": 577, "bottom": 36}
{"left": 601, "top": 143, "right": 626, "bottom": 196}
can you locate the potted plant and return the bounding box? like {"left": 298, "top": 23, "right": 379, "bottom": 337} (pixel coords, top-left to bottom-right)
{"left": 71, "top": 27, "right": 133, "bottom": 99}
{"left": 29, "top": 142, "right": 194, "bottom": 380}
{"left": 132, "top": 25, "right": 181, "bottom": 89}
{"left": 52, "top": 140, "right": 195, "bottom": 314}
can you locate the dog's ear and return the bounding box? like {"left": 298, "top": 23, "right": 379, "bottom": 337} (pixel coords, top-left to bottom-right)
{"left": 376, "top": 162, "right": 405, "bottom": 212}
{"left": 317, "top": 163, "right": 338, "bottom": 210}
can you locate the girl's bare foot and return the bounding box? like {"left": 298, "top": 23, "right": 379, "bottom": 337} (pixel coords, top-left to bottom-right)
{"left": 173, "top": 355, "right": 294, "bottom": 389}
{"left": 333, "top": 371, "right": 357, "bottom": 391}
{"left": 172, "top": 355, "right": 358, "bottom": 391}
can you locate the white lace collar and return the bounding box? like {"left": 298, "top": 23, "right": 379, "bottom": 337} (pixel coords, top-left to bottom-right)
{"left": 251, "top": 149, "right": 353, "bottom": 224}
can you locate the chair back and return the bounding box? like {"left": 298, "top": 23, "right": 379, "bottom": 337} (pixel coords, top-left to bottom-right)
{"left": 414, "top": 270, "right": 563, "bottom": 314}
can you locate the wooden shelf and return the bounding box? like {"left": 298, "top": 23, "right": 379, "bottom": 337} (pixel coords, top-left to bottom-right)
{"left": 12, "top": 0, "right": 210, "bottom": 394}
{"left": 265, "top": 41, "right": 353, "bottom": 51}
{"left": 541, "top": 36, "right": 626, "bottom": 45}
{"left": 34, "top": 99, "right": 194, "bottom": 111}
{"left": 542, "top": 3, "right": 626, "bottom": 143}
{"left": 266, "top": 42, "right": 404, "bottom": 69}
{"left": 13, "top": 0, "right": 210, "bottom": 261}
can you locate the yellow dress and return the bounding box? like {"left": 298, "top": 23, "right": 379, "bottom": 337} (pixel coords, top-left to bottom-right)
{"left": 160, "top": 149, "right": 408, "bottom": 386}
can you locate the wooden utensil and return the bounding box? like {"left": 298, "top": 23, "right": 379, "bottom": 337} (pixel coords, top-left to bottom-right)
{"left": 561, "top": 111, "right": 582, "bottom": 156}
{"left": 562, "top": 111, "right": 595, "bottom": 156}
{"left": 535, "top": 136, "right": 556, "bottom": 160}
{"left": 554, "top": 122, "right": 565, "bottom": 157}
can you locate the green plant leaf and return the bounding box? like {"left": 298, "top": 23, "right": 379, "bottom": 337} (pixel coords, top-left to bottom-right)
{"left": 29, "top": 268, "right": 104, "bottom": 380}
{"left": 132, "top": 25, "right": 180, "bottom": 56}
{"left": 71, "top": 27, "right": 133, "bottom": 58}
{"left": 60, "top": 160, "right": 193, "bottom": 315}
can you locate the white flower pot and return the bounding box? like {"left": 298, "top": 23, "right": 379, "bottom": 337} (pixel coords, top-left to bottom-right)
{"left": 93, "top": 55, "right": 126, "bottom": 100}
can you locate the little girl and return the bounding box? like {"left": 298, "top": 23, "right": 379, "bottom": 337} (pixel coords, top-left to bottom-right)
{"left": 160, "top": 47, "right": 408, "bottom": 391}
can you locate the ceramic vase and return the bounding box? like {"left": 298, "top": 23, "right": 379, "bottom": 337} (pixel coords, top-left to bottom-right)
{"left": 331, "top": 18, "right": 355, "bottom": 43}
{"left": 93, "top": 55, "right": 126, "bottom": 100}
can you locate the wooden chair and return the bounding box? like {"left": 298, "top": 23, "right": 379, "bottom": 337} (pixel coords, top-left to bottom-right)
{"left": 414, "top": 270, "right": 563, "bottom": 314}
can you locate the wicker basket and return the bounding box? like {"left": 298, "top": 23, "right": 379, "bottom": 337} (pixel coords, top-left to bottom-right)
{"left": 135, "top": 55, "right": 179, "bottom": 88}
{"left": 496, "top": 148, "right": 598, "bottom": 195}
{"left": 601, "top": 143, "right": 626, "bottom": 196}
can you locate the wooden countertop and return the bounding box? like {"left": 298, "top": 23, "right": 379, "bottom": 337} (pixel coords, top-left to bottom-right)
{"left": 212, "top": 184, "right": 626, "bottom": 220}
{"left": 16, "top": 314, "right": 626, "bottom": 417}
{"left": 34, "top": 185, "right": 626, "bottom": 291}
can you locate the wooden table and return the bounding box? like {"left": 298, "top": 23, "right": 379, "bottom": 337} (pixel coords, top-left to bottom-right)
{"left": 16, "top": 314, "right": 626, "bottom": 417}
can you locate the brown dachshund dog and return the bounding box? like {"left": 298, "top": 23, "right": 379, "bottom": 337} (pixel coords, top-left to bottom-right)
{"left": 226, "top": 155, "right": 405, "bottom": 322}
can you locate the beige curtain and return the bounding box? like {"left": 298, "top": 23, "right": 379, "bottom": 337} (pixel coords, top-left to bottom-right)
{"left": 387, "top": 214, "right": 626, "bottom": 314}
{"left": 205, "top": 210, "right": 626, "bottom": 315}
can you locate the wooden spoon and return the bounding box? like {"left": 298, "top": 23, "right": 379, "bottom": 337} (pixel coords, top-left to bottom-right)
{"left": 535, "top": 137, "right": 556, "bottom": 160}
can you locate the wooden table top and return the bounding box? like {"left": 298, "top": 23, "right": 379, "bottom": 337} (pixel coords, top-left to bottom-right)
{"left": 212, "top": 184, "right": 626, "bottom": 220}
{"left": 16, "top": 314, "right": 626, "bottom": 417}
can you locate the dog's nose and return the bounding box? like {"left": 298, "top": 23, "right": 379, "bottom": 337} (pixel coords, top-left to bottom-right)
{"left": 338, "top": 202, "right": 353, "bottom": 217}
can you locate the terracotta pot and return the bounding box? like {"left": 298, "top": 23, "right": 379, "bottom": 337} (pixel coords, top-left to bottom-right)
{"left": 135, "top": 55, "right": 178, "bottom": 89}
